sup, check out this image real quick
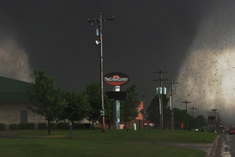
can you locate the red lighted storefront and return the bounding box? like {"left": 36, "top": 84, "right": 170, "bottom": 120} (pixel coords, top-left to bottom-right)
{"left": 98, "top": 101, "right": 154, "bottom": 129}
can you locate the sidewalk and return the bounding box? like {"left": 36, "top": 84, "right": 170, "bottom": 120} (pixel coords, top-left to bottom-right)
{"left": 151, "top": 134, "right": 220, "bottom": 157}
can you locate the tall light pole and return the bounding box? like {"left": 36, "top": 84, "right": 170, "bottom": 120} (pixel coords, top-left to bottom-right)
{"left": 87, "top": 12, "right": 114, "bottom": 132}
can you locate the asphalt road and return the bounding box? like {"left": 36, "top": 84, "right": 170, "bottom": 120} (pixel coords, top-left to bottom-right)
{"left": 219, "top": 132, "right": 235, "bottom": 157}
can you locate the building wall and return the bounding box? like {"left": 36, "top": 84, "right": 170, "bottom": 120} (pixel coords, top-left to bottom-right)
{"left": 0, "top": 102, "right": 47, "bottom": 129}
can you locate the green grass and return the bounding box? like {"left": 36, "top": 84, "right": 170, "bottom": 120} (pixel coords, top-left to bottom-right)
{"left": 0, "top": 129, "right": 218, "bottom": 157}
{"left": 0, "top": 138, "right": 205, "bottom": 157}
{"left": 0, "top": 129, "right": 218, "bottom": 143}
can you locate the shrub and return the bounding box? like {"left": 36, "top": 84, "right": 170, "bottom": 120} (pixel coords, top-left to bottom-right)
{"left": 74, "top": 123, "right": 84, "bottom": 129}
{"left": 18, "top": 123, "right": 35, "bottom": 130}
{"left": 57, "top": 123, "right": 68, "bottom": 129}
{"left": 84, "top": 123, "right": 91, "bottom": 129}
{"left": 9, "top": 124, "right": 18, "bottom": 130}
{"left": 38, "top": 123, "right": 47, "bottom": 129}
{"left": 0, "top": 123, "right": 5, "bottom": 130}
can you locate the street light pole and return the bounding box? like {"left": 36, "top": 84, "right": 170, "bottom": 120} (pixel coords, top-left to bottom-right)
{"left": 87, "top": 12, "right": 114, "bottom": 132}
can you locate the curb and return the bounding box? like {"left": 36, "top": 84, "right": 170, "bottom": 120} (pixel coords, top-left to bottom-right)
{"left": 151, "top": 134, "right": 220, "bottom": 157}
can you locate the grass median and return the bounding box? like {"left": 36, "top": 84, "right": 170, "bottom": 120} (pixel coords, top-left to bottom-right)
{"left": 0, "top": 129, "right": 218, "bottom": 157}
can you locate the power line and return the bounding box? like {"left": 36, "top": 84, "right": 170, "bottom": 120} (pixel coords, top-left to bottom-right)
{"left": 0, "top": 19, "right": 78, "bottom": 53}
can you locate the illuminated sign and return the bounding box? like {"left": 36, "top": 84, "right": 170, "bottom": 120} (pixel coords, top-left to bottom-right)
{"left": 104, "top": 72, "right": 129, "bottom": 86}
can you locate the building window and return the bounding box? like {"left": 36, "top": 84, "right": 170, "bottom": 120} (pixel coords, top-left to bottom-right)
{"left": 20, "top": 110, "right": 28, "bottom": 123}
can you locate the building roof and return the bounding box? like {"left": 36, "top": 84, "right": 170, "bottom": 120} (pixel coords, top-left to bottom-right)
{"left": 0, "top": 76, "right": 31, "bottom": 102}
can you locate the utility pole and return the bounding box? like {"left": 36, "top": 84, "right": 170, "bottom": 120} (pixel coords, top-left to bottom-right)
{"left": 182, "top": 100, "right": 191, "bottom": 113}
{"left": 190, "top": 106, "right": 197, "bottom": 118}
{"left": 153, "top": 68, "right": 168, "bottom": 129}
{"left": 166, "top": 81, "right": 178, "bottom": 130}
{"left": 87, "top": 12, "right": 114, "bottom": 133}
{"left": 212, "top": 109, "right": 218, "bottom": 131}
{"left": 182, "top": 100, "right": 191, "bottom": 130}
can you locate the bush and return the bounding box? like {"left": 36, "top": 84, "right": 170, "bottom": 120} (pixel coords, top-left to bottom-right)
{"left": 84, "top": 123, "right": 91, "bottom": 129}
{"left": 74, "top": 123, "right": 85, "bottom": 129}
{"left": 18, "top": 123, "right": 35, "bottom": 130}
{"left": 0, "top": 123, "right": 5, "bottom": 130}
{"left": 38, "top": 123, "right": 47, "bottom": 129}
{"left": 9, "top": 124, "right": 18, "bottom": 130}
{"left": 57, "top": 123, "right": 68, "bottom": 129}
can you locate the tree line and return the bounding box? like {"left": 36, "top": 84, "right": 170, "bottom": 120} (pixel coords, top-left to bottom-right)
{"left": 146, "top": 95, "right": 207, "bottom": 130}
{"left": 27, "top": 70, "right": 139, "bottom": 134}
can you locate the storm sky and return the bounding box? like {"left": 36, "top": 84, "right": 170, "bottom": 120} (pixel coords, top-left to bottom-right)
{"left": 0, "top": 0, "right": 234, "bottom": 124}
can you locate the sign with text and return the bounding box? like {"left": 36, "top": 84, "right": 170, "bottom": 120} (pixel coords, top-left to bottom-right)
{"left": 104, "top": 72, "right": 129, "bottom": 86}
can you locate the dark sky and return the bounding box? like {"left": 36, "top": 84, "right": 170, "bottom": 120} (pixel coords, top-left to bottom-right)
{"left": 1, "top": 0, "right": 234, "bottom": 124}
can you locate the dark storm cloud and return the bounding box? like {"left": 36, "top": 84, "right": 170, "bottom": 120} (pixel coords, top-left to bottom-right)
{"left": 0, "top": 0, "right": 213, "bottom": 107}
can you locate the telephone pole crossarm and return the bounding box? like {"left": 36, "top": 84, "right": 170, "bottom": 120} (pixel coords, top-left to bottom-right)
{"left": 182, "top": 100, "right": 191, "bottom": 112}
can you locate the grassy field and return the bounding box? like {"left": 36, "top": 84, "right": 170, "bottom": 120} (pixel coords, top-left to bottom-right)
{"left": 0, "top": 129, "right": 218, "bottom": 143}
{"left": 0, "top": 129, "right": 218, "bottom": 157}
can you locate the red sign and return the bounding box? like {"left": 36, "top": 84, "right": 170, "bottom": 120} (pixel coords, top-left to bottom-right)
{"left": 104, "top": 72, "right": 129, "bottom": 86}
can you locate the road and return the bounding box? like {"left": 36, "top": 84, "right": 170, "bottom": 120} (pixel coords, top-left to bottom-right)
{"left": 218, "top": 132, "right": 235, "bottom": 157}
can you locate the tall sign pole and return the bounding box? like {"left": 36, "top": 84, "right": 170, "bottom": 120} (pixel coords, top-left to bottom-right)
{"left": 104, "top": 72, "right": 129, "bottom": 129}
{"left": 87, "top": 12, "right": 114, "bottom": 132}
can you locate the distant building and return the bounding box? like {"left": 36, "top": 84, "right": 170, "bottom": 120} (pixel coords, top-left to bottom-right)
{"left": 120, "top": 101, "right": 148, "bottom": 129}
{"left": 0, "top": 76, "right": 46, "bottom": 129}
{"left": 0, "top": 76, "right": 90, "bottom": 130}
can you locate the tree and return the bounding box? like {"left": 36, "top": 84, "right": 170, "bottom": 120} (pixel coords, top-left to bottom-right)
{"left": 84, "top": 81, "right": 113, "bottom": 129}
{"left": 63, "top": 90, "right": 90, "bottom": 129}
{"left": 194, "top": 115, "right": 207, "bottom": 128}
{"left": 104, "top": 93, "right": 114, "bottom": 129}
{"left": 120, "top": 84, "right": 139, "bottom": 129}
{"left": 27, "top": 70, "right": 67, "bottom": 135}
{"left": 174, "top": 108, "right": 196, "bottom": 130}
{"left": 146, "top": 94, "right": 169, "bottom": 129}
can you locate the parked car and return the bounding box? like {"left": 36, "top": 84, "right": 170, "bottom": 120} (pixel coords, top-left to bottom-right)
{"left": 229, "top": 126, "right": 235, "bottom": 134}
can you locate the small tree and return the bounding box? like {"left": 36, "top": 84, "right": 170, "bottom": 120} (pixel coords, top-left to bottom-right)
{"left": 84, "top": 81, "right": 102, "bottom": 128}
{"left": 195, "top": 115, "right": 207, "bottom": 128}
{"left": 84, "top": 81, "right": 113, "bottom": 129}
{"left": 63, "top": 90, "right": 90, "bottom": 129}
{"left": 27, "top": 70, "right": 67, "bottom": 135}
{"left": 120, "top": 84, "right": 139, "bottom": 129}
{"left": 146, "top": 94, "right": 169, "bottom": 129}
